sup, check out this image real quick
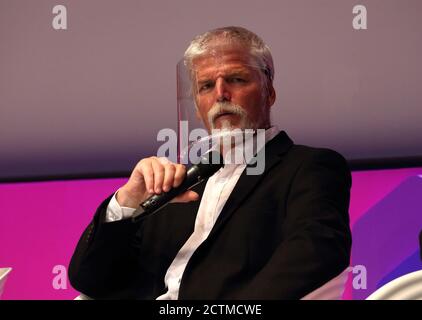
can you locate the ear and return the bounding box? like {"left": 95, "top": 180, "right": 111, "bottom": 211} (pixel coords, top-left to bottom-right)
{"left": 267, "top": 83, "right": 276, "bottom": 107}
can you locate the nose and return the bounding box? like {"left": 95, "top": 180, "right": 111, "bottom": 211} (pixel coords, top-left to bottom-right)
{"left": 215, "top": 77, "right": 231, "bottom": 102}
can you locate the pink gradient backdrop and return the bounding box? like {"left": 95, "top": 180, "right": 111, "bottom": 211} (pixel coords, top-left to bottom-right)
{"left": 343, "top": 167, "right": 422, "bottom": 299}
{"left": 1, "top": 167, "right": 421, "bottom": 299}
{"left": 0, "top": 178, "right": 126, "bottom": 299}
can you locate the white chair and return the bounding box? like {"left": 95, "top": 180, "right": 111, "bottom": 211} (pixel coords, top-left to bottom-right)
{"left": 301, "top": 268, "right": 350, "bottom": 300}
{"left": 0, "top": 267, "right": 13, "bottom": 299}
{"left": 74, "top": 293, "right": 93, "bottom": 300}
{"left": 366, "top": 270, "right": 422, "bottom": 300}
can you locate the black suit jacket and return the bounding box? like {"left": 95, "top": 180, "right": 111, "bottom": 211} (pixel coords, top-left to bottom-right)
{"left": 69, "top": 131, "right": 352, "bottom": 299}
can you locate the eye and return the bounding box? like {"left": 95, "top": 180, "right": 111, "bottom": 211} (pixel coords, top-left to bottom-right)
{"left": 198, "top": 82, "right": 213, "bottom": 93}
{"left": 228, "top": 77, "right": 246, "bottom": 84}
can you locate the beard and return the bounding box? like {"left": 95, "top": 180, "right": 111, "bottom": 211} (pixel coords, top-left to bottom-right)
{"left": 207, "top": 102, "right": 258, "bottom": 131}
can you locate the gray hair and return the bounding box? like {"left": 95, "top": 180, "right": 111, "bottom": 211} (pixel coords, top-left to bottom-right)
{"left": 184, "top": 26, "right": 274, "bottom": 84}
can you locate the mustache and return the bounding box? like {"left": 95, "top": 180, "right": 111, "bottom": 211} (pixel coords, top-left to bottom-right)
{"left": 207, "top": 102, "right": 247, "bottom": 128}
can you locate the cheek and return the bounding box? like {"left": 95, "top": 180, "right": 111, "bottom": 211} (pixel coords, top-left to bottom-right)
{"left": 195, "top": 100, "right": 211, "bottom": 122}
{"left": 239, "top": 92, "right": 268, "bottom": 121}
{"left": 196, "top": 95, "right": 213, "bottom": 110}
{"left": 239, "top": 89, "right": 265, "bottom": 110}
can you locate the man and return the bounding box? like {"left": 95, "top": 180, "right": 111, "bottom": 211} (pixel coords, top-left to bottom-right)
{"left": 69, "top": 26, "right": 352, "bottom": 299}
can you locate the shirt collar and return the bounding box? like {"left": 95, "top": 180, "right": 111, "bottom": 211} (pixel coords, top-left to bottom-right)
{"left": 222, "top": 125, "right": 280, "bottom": 166}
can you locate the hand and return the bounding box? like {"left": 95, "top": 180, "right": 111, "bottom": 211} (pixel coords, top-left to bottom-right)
{"left": 116, "top": 157, "right": 199, "bottom": 208}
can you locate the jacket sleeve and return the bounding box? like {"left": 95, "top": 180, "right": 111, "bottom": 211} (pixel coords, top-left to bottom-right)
{"left": 68, "top": 195, "right": 146, "bottom": 299}
{"left": 243, "top": 149, "right": 352, "bottom": 299}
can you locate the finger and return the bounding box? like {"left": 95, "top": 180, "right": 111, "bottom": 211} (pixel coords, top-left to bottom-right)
{"left": 171, "top": 190, "right": 199, "bottom": 203}
{"left": 151, "top": 158, "right": 165, "bottom": 194}
{"left": 173, "top": 164, "right": 187, "bottom": 188}
{"left": 157, "top": 157, "right": 171, "bottom": 166}
{"left": 162, "top": 163, "right": 176, "bottom": 192}
{"left": 138, "top": 160, "right": 154, "bottom": 194}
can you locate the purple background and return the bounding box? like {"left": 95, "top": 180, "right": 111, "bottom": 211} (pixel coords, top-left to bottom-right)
{"left": 0, "top": 167, "right": 421, "bottom": 299}
{"left": 1, "top": 0, "right": 421, "bottom": 180}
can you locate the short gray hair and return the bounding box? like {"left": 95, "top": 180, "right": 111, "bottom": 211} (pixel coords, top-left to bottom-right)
{"left": 184, "top": 26, "right": 274, "bottom": 84}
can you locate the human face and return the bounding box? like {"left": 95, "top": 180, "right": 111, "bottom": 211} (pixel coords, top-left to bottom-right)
{"left": 192, "top": 47, "right": 275, "bottom": 132}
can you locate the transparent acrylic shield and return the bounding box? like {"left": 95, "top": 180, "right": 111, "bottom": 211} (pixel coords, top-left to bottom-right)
{"left": 176, "top": 43, "right": 269, "bottom": 172}
{"left": 176, "top": 58, "right": 209, "bottom": 165}
{"left": 176, "top": 58, "right": 245, "bottom": 166}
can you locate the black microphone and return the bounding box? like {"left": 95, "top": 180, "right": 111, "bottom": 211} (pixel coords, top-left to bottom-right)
{"left": 132, "top": 151, "right": 223, "bottom": 221}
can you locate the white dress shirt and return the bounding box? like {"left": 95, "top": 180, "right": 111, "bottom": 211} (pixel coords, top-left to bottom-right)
{"left": 105, "top": 126, "right": 280, "bottom": 299}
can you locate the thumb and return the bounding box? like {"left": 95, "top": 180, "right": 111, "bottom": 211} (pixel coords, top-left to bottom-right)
{"left": 171, "top": 190, "right": 199, "bottom": 203}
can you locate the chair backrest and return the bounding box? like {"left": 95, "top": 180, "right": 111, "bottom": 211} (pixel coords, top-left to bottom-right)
{"left": 366, "top": 269, "right": 422, "bottom": 300}
{"left": 74, "top": 293, "right": 93, "bottom": 300}
{"left": 301, "top": 268, "right": 349, "bottom": 300}
{"left": 0, "top": 267, "right": 13, "bottom": 299}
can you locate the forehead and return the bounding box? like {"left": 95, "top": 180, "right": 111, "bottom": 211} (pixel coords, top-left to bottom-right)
{"left": 192, "top": 47, "right": 260, "bottom": 79}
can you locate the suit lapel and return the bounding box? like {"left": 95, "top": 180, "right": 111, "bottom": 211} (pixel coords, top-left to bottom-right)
{"left": 208, "top": 131, "right": 294, "bottom": 238}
